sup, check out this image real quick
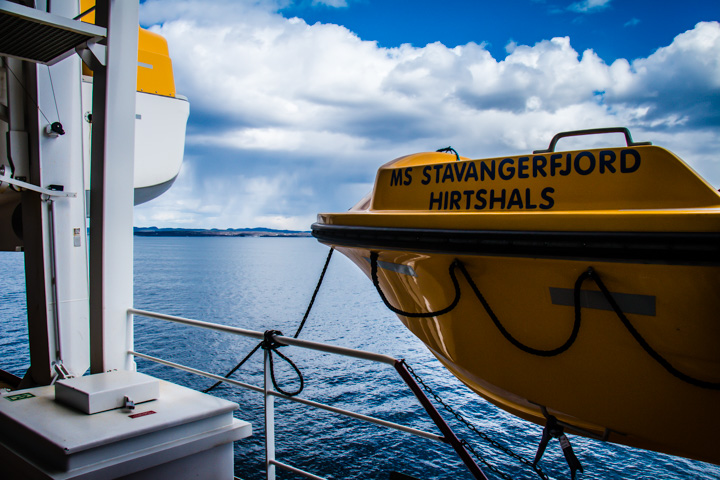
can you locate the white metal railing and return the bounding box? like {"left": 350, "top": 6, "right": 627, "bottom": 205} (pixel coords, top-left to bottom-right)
{"left": 128, "top": 308, "right": 485, "bottom": 480}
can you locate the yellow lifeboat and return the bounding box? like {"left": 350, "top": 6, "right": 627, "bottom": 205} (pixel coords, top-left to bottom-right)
{"left": 312, "top": 128, "right": 720, "bottom": 465}
{"left": 78, "top": 0, "right": 189, "bottom": 204}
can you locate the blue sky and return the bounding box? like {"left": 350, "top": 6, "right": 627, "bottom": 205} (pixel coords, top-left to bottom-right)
{"left": 135, "top": 0, "right": 720, "bottom": 230}
{"left": 282, "top": 0, "right": 715, "bottom": 61}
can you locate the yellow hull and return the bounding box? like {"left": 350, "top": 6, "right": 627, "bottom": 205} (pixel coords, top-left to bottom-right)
{"left": 313, "top": 130, "right": 720, "bottom": 465}
{"left": 336, "top": 246, "right": 720, "bottom": 464}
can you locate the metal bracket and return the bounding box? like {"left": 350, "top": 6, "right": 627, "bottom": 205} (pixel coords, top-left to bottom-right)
{"left": 76, "top": 38, "right": 107, "bottom": 70}
{"left": 123, "top": 395, "right": 135, "bottom": 410}
{"left": 52, "top": 361, "right": 74, "bottom": 382}
{"left": 0, "top": 174, "right": 76, "bottom": 197}
{"left": 533, "top": 404, "right": 611, "bottom": 441}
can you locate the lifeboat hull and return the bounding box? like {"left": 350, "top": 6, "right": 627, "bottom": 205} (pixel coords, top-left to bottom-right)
{"left": 313, "top": 134, "right": 720, "bottom": 465}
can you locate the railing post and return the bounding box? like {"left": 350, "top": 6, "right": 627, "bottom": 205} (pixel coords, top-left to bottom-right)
{"left": 264, "top": 348, "right": 276, "bottom": 480}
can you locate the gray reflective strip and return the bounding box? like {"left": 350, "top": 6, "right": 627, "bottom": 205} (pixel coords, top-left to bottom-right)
{"left": 138, "top": 61, "right": 153, "bottom": 69}
{"left": 550, "top": 288, "right": 656, "bottom": 316}
{"left": 363, "top": 257, "right": 417, "bottom": 277}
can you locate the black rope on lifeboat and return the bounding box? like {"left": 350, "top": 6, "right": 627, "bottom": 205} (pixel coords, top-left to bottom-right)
{"left": 581, "top": 267, "right": 720, "bottom": 390}
{"left": 370, "top": 251, "right": 461, "bottom": 318}
{"left": 457, "top": 261, "right": 586, "bottom": 357}
{"left": 370, "top": 253, "right": 720, "bottom": 390}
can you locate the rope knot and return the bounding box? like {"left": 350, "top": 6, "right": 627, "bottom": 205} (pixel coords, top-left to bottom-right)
{"left": 262, "top": 329, "right": 304, "bottom": 397}
{"left": 262, "top": 329, "right": 285, "bottom": 351}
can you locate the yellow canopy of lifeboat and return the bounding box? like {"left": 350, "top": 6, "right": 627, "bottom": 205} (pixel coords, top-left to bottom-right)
{"left": 79, "top": 0, "right": 177, "bottom": 98}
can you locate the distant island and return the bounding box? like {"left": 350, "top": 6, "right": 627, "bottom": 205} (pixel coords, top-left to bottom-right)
{"left": 134, "top": 227, "right": 311, "bottom": 237}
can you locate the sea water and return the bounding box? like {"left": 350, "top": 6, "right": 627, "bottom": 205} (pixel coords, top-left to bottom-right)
{"left": 1, "top": 236, "right": 719, "bottom": 480}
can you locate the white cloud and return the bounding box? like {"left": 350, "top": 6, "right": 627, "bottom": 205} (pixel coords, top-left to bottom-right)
{"left": 134, "top": 159, "right": 318, "bottom": 230}
{"left": 189, "top": 127, "right": 367, "bottom": 153}
{"left": 568, "top": 0, "right": 611, "bottom": 13}
{"left": 140, "top": 0, "right": 290, "bottom": 26}
{"left": 605, "top": 21, "right": 720, "bottom": 127}
{"left": 312, "top": 0, "right": 348, "bottom": 7}
{"left": 135, "top": 2, "right": 720, "bottom": 229}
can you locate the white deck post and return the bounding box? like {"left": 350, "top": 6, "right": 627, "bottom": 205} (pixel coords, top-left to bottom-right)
{"left": 264, "top": 348, "right": 276, "bottom": 480}
{"left": 88, "top": 0, "right": 138, "bottom": 373}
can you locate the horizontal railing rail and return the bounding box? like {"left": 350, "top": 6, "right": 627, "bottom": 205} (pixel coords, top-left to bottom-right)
{"left": 129, "top": 308, "right": 396, "bottom": 364}
{"left": 128, "top": 308, "right": 487, "bottom": 480}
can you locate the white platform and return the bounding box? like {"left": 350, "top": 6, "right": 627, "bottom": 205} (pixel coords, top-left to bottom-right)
{"left": 0, "top": 376, "right": 251, "bottom": 479}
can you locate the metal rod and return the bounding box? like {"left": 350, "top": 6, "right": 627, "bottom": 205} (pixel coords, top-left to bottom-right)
{"left": 130, "top": 309, "right": 397, "bottom": 364}
{"left": 269, "top": 390, "right": 444, "bottom": 442}
{"left": 129, "top": 351, "right": 264, "bottom": 394}
{"left": 394, "top": 360, "right": 488, "bottom": 480}
{"left": 45, "top": 198, "right": 62, "bottom": 360}
{"left": 272, "top": 335, "right": 396, "bottom": 365}
{"left": 0, "top": 174, "right": 76, "bottom": 196}
{"left": 129, "top": 308, "right": 264, "bottom": 340}
{"left": 270, "top": 460, "right": 327, "bottom": 480}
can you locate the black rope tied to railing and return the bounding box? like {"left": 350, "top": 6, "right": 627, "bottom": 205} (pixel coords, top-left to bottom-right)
{"left": 371, "top": 253, "right": 720, "bottom": 390}
{"left": 202, "top": 343, "right": 262, "bottom": 393}
{"left": 204, "top": 248, "right": 334, "bottom": 394}
{"left": 261, "top": 329, "right": 304, "bottom": 397}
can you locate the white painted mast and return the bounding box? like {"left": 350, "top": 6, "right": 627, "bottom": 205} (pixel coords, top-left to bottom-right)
{"left": 87, "top": 0, "right": 138, "bottom": 374}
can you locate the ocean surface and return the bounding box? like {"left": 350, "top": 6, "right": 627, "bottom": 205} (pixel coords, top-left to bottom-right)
{"left": 1, "top": 236, "right": 719, "bottom": 480}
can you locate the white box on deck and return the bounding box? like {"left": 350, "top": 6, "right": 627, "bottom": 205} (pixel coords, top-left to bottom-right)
{"left": 55, "top": 370, "right": 159, "bottom": 414}
{"left": 0, "top": 376, "right": 251, "bottom": 479}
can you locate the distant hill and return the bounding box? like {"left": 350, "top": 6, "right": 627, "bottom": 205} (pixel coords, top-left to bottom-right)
{"left": 134, "top": 227, "right": 311, "bottom": 237}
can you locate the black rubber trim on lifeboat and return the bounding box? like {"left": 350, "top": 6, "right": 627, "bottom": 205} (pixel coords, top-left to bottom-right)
{"left": 311, "top": 224, "right": 720, "bottom": 265}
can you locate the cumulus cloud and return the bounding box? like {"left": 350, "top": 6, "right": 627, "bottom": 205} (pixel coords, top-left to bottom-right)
{"left": 605, "top": 22, "right": 720, "bottom": 128}
{"left": 136, "top": 1, "right": 720, "bottom": 229}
